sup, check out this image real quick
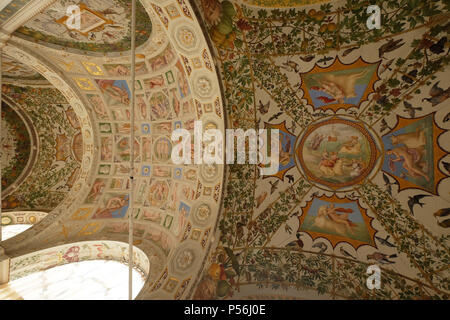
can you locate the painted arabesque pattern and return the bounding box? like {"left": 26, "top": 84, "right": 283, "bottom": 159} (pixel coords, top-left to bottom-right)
{"left": 190, "top": 0, "right": 450, "bottom": 299}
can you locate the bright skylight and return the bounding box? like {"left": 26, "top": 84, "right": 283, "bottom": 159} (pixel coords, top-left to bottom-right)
{"left": 0, "top": 260, "right": 145, "bottom": 300}
{"left": 1, "top": 224, "right": 33, "bottom": 241}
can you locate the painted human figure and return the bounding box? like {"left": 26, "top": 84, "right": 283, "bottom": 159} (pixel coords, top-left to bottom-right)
{"left": 96, "top": 80, "right": 130, "bottom": 105}
{"left": 109, "top": 64, "right": 130, "bottom": 76}
{"left": 315, "top": 204, "right": 356, "bottom": 235}
{"left": 320, "top": 150, "right": 338, "bottom": 168}
{"left": 101, "top": 137, "right": 112, "bottom": 160}
{"left": 279, "top": 135, "right": 292, "bottom": 166}
{"left": 142, "top": 138, "right": 152, "bottom": 161}
{"left": 95, "top": 195, "right": 129, "bottom": 218}
{"left": 151, "top": 96, "right": 169, "bottom": 119}
{"left": 386, "top": 147, "right": 429, "bottom": 181}
{"left": 88, "top": 179, "right": 105, "bottom": 202}
{"left": 177, "top": 205, "right": 189, "bottom": 240}
{"left": 137, "top": 95, "right": 147, "bottom": 119}
{"left": 155, "top": 138, "right": 170, "bottom": 161}
{"left": 89, "top": 95, "right": 108, "bottom": 118}
{"left": 325, "top": 204, "right": 355, "bottom": 229}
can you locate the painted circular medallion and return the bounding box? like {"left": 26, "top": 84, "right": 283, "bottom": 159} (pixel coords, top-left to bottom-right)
{"left": 296, "top": 118, "right": 378, "bottom": 189}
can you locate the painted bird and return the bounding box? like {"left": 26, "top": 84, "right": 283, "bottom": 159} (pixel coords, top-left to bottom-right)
{"left": 311, "top": 191, "right": 320, "bottom": 198}
{"left": 407, "top": 194, "right": 431, "bottom": 215}
{"left": 422, "top": 81, "right": 450, "bottom": 107}
{"left": 408, "top": 62, "right": 423, "bottom": 69}
{"left": 374, "top": 235, "right": 396, "bottom": 248}
{"left": 434, "top": 208, "right": 450, "bottom": 228}
{"left": 342, "top": 46, "right": 359, "bottom": 57}
{"left": 380, "top": 59, "right": 395, "bottom": 74}
{"left": 289, "top": 210, "right": 300, "bottom": 218}
{"left": 312, "top": 241, "right": 327, "bottom": 254}
{"left": 299, "top": 54, "right": 315, "bottom": 62}
{"left": 403, "top": 101, "right": 422, "bottom": 118}
{"left": 367, "top": 252, "right": 398, "bottom": 264}
{"left": 269, "top": 180, "right": 279, "bottom": 194}
{"left": 442, "top": 161, "right": 450, "bottom": 173}
{"left": 380, "top": 119, "right": 390, "bottom": 133}
{"left": 268, "top": 111, "right": 283, "bottom": 122}
{"left": 378, "top": 38, "right": 405, "bottom": 58}
{"left": 443, "top": 112, "right": 450, "bottom": 122}
{"left": 401, "top": 69, "right": 418, "bottom": 84}
{"left": 429, "top": 36, "right": 447, "bottom": 55}
{"left": 313, "top": 111, "right": 328, "bottom": 118}
{"left": 68, "top": 31, "right": 80, "bottom": 40}
{"left": 236, "top": 222, "right": 245, "bottom": 239}
{"left": 258, "top": 100, "right": 270, "bottom": 114}
{"left": 286, "top": 174, "right": 294, "bottom": 183}
{"left": 317, "top": 56, "right": 333, "bottom": 65}
{"left": 347, "top": 192, "right": 358, "bottom": 200}
{"left": 437, "top": 219, "right": 450, "bottom": 228}
{"left": 417, "top": 37, "right": 434, "bottom": 50}
{"left": 284, "top": 224, "right": 293, "bottom": 234}
{"left": 340, "top": 247, "right": 356, "bottom": 260}
{"left": 286, "top": 232, "right": 304, "bottom": 249}
{"left": 288, "top": 120, "right": 297, "bottom": 132}
{"left": 382, "top": 172, "right": 397, "bottom": 196}
{"left": 255, "top": 192, "right": 268, "bottom": 209}
{"left": 289, "top": 211, "right": 300, "bottom": 218}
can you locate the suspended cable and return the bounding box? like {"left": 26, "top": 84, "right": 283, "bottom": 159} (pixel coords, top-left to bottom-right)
{"left": 128, "top": 0, "right": 136, "bottom": 301}
{"left": 0, "top": 48, "right": 2, "bottom": 242}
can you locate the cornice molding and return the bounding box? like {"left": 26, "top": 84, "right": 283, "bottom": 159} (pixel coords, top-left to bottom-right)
{"left": 0, "top": 28, "right": 10, "bottom": 48}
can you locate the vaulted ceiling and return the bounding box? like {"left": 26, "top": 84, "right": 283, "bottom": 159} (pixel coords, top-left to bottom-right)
{"left": 1, "top": 0, "right": 449, "bottom": 300}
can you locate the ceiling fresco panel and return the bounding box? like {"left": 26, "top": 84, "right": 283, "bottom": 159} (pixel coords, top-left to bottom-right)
{"left": 13, "top": 0, "right": 152, "bottom": 54}
{"left": 0, "top": 0, "right": 449, "bottom": 300}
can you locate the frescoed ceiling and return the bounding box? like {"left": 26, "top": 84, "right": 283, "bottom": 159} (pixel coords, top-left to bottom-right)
{"left": 189, "top": 0, "right": 450, "bottom": 300}
{"left": 1, "top": 53, "right": 47, "bottom": 81}
{"left": 1, "top": 102, "right": 31, "bottom": 192}
{"left": 0, "top": 0, "right": 449, "bottom": 300}
{"left": 13, "top": 0, "right": 152, "bottom": 54}
{"left": 1, "top": 0, "right": 225, "bottom": 300}
{"left": 1, "top": 85, "right": 82, "bottom": 211}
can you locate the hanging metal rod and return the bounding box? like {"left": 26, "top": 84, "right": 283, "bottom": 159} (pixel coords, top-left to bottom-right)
{"left": 128, "top": 0, "right": 136, "bottom": 301}
{"left": 0, "top": 49, "right": 2, "bottom": 242}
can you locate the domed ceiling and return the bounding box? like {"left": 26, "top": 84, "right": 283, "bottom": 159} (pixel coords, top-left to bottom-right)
{"left": 13, "top": 0, "right": 152, "bottom": 54}
{"left": 189, "top": 0, "right": 450, "bottom": 300}
{"left": 1, "top": 53, "right": 47, "bottom": 81}
{"left": 0, "top": 0, "right": 449, "bottom": 300}
{"left": 1, "top": 0, "right": 226, "bottom": 300}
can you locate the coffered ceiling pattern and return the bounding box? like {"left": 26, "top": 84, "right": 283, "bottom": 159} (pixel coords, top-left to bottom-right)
{"left": 1, "top": 0, "right": 225, "bottom": 300}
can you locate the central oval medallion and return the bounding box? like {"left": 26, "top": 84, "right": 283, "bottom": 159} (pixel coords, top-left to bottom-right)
{"left": 296, "top": 117, "right": 378, "bottom": 189}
